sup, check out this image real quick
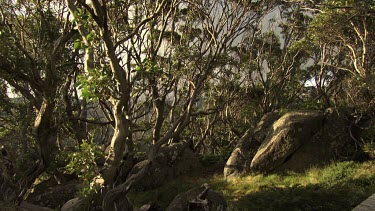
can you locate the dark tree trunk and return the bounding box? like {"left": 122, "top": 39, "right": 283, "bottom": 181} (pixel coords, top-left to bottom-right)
{"left": 34, "top": 98, "right": 59, "bottom": 168}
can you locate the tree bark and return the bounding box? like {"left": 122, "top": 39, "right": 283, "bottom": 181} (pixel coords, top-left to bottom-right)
{"left": 102, "top": 99, "right": 133, "bottom": 186}
{"left": 34, "top": 98, "right": 58, "bottom": 168}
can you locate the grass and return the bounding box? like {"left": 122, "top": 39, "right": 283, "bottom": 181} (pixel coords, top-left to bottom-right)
{"left": 128, "top": 160, "right": 375, "bottom": 210}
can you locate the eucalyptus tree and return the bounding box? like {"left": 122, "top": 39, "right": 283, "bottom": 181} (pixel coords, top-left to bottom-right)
{"left": 64, "top": 0, "right": 273, "bottom": 209}
{"left": 65, "top": 0, "right": 172, "bottom": 188}
{"left": 302, "top": 0, "right": 375, "bottom": 110}
{"left": 0, "top": 0, "right": 81, "bottom": 203}
{"left": 188, "top": 2, "right": 315, "bottom": 155}
{"left": 188, "top": 2, "right": 287, "bottom": 154}
{"left": 0, "top": 0, "right": 78, "bottom": 169}
{"left": 236, "top": 7, "right": 312, "bottom": 114}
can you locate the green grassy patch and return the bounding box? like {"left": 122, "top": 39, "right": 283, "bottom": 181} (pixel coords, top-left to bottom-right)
{"left": 128, "top": 160, "right": 375, "bottom": 210}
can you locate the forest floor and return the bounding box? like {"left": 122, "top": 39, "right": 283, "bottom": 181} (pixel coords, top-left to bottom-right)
{"left": 128, "top": 159, "right": 375, "bottom": 210}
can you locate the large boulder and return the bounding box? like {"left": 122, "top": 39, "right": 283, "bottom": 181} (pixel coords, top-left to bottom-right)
{"left": 223, "top": 131, "right": 258, "bottom": 180}
{"left": 277, "top": 108, "right": 350, "bottom": 171}
{"left": 253, "top": 110, "right": 281, "bottom": 142}
{"left": 61, "top": 197, "right": 89, "bottom": 211}
{"left": 26, "top": 178, "right": 80, "bottom": 209}
{"left": 250, "top": 110, "right": 324, "bottom": 173}
{"left": 166, "top": 184, "right": 227, "bottom": 211}
{"left": 19, "top": 202, "right": 54, "bottom": 211}
{"left": 225, "top": 109, "right": 352, "bottom": 176}
{"left": 224, "top": 111, "right": 280, "bottom": 179}
{"left": 128, "top": 141, "right": 201, "bottom": 190}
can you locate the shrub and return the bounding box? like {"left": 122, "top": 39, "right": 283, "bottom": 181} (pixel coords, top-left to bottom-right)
{"left": 65, "top": 140, "right": 103, "bottom": 197}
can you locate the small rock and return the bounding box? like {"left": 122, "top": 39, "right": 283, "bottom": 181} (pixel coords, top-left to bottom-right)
{"left": 61, "top": 197, "right": 89, "bottom": 211}
{"left": 166, "top": 184, "right": 227, "bottom": 211}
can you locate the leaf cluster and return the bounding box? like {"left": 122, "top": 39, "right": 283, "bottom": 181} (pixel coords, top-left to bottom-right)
{"left": 65, "top": 140, "right": 104, "bottom": 197}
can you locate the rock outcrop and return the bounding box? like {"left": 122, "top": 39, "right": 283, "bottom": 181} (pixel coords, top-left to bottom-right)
{"left": 223, "top": 130, "right": 258, "bottom": 180}
{"left": 275, "top": 108, "right": 350, "bottom": 171}
{"left": 225, "top": 109, "right": 351, "bottom": 177}
{"left": 253, "top": 111, "right": 281, "bottom": 142}
{"left": 61, "top": 197, "right": 89, "bottom": 211}
{"left": 127, "top": 141, "right": 201, "bottom": 190}
{"left": 166, "top": 183, "right": 227, "bottom": 211}
{"left": 250, "top": 110, "right": 324, "bottom": 173}
{"left": 26, "top": 178, "right": 80, "bottom": 209}
{"left": 224, "top": 111, "right": 280, "bottom": 179}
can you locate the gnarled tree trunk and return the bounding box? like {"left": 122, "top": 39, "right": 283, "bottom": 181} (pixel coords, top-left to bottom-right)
{"left": 102, "top": 98, "right": 134, "bottom": 187}
{"left": 34, "top": 98, "right": 59, "bottom": 168}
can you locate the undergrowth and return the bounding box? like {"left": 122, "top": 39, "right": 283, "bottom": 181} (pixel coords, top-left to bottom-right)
{"left": 128, "top": 160, "right": 375, "bottom": 210}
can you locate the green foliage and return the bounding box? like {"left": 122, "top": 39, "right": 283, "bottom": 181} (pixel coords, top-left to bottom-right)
{"left": 301, "top": 100, "right": 325, "bottom": 110}
{"left": 74, "top": 31, "right": 97, "bottom": 50}
{"left": 135, "top": 59, "right": 163, "bottom": 76}
{"left": 72, "top": 7, "right": 92, "bottom": 25}
{"left": 319, "top": 161, "right": 357, "bottom": 186}
{"left": 363, "top": 142, "right": 375, "bottom": 159}
{"left": 73, "top": 39, "right": 86, "bottom": 50}
{"left": 361, "top": 124, "right": 375, "bottom": 159}
{"left": 288, "top": 38, "right": 317, "bottom": 58}
{"left": 76, "top": 67, "right": 113, "bottom": 101}
{"left": 0, "top": 125, "right": 10, "bottom": 138}
{"left": 65, "top": 140, "right": 103, "bottom": 197}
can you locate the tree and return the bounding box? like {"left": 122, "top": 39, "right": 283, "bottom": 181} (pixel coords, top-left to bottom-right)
{"left": 303, "top": 0, "right": 375, "bottom": 111}
{"left": 0, "top": 0, "right": 77, "bottom": 169}
{"left": 0, "top": 0, "right": 80, "bottom": 201}
{"left": 63, "top": 0, "right": 274, "bottom": 209}
{"left": 189, "top": 1, "right": 290, "bottom": 154}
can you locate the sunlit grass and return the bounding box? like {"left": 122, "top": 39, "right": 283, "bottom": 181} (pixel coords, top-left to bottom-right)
{"left": 128, "top": 160, "right": 375, "bottom": 210}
